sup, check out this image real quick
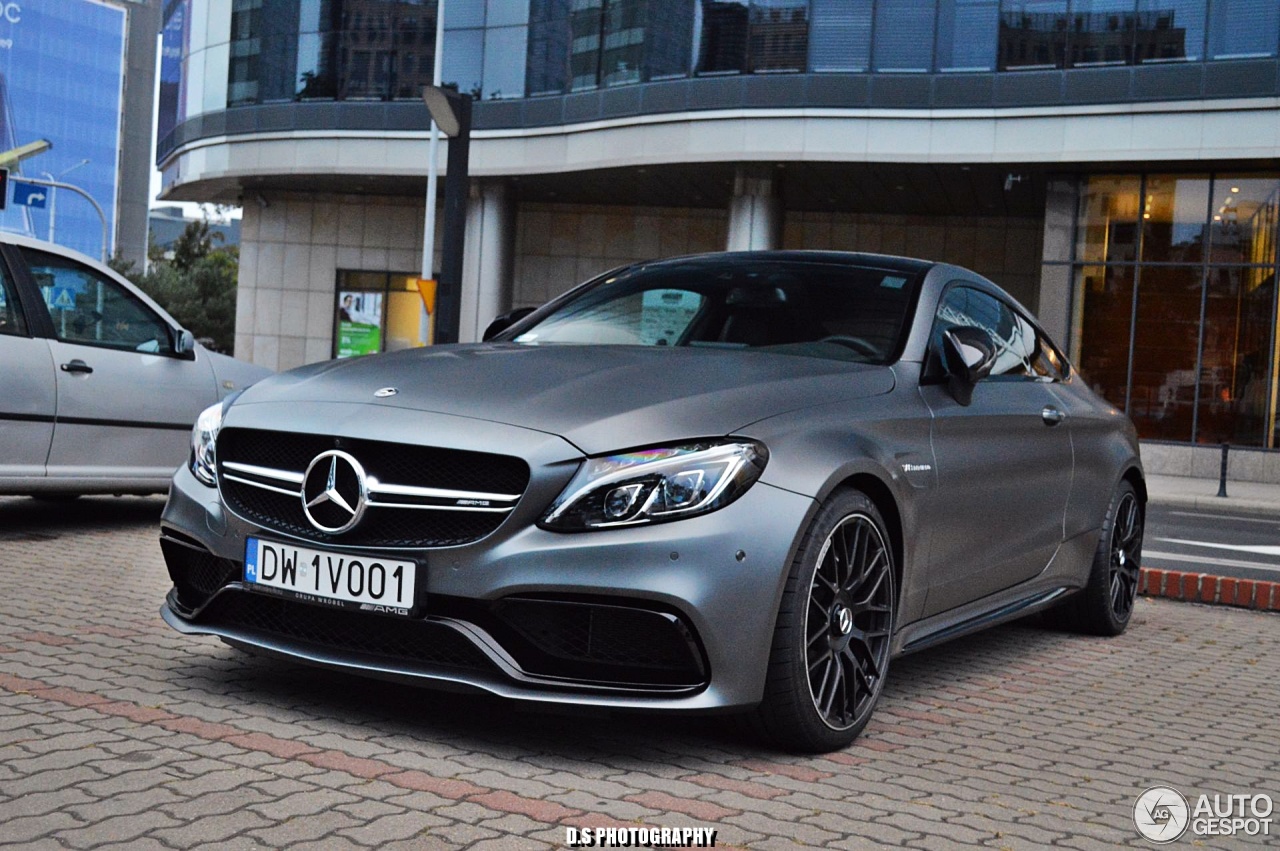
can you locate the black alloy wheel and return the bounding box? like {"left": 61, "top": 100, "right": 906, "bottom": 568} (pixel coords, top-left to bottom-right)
{"left": 1047, "top": 478, "right": 1144, "bottom": 637}
{"left": 1108, "top": 490, "right": 1142, "bottom": 621}
{"left": 754, "top": 489, "right": 896, "bottom": 753}
{"left": 804, "top": 513, "right": 894, "bottom": 732}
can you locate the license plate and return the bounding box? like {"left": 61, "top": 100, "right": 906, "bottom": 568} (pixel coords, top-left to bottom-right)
{"left": 244, "top": 537, "right": 418, "bottom": 617}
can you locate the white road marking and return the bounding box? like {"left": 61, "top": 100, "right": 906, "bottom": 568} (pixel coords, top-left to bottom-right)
{"left": 1154, "top": 537, "right": 1280, "bottom": 557}
{"left": 1144, "top": 550, "right": 1280, "bottom": 573}
{"left": 1166, "top": 510, "right": 1280, "bottom": 526}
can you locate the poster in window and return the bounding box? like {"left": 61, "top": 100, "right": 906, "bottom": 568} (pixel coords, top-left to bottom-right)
{"left": 336, "top": 291, "right": 383, "bottom": 358}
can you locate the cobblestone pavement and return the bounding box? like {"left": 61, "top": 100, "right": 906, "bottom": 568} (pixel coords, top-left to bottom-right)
{"left": 1, "top": 496, "right": 1277, "bottom": 850}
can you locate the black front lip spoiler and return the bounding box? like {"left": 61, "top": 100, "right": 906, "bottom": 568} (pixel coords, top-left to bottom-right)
{"left": 159, "top": 596, "right": 712, "bottom": 707}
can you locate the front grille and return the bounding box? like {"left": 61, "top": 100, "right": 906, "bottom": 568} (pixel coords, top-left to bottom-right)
{"left": 199, "top": 590, "right": 499, "bottom": 673}
{"left": 216, "top": 428, "right": 530, "bottom": 548}
{"left": 161, "top": 533, "right": 240, "bottom": 610}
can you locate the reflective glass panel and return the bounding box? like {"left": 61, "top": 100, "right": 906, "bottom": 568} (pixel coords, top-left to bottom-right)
{"left": 570, "top": 1, "right": 603, "bottom": 90}
{"left": 999, "top": 0, "right": 1069, "bottom": 70}
{"left": 808, "top": 0, "right": 872, "bottom": 71}
{"left": 749, "top": 0, "right": 809, "bottom": 72}
{"left": 1196, "top": 265, "right": 1275, "bottom": 445}
{"left": 1207, "top": 0, "right": 1278, "bottom": 59}
{"left": 874, "top": 0, "right": 936, "bottom": 72}
{"left": 1141, "top": 174, "right": 1210, "bottom": 263}
{"left": 1075, "top": 265, "right": 1135, "bottom": 410}
{"left": 443, "top": 28, "right": 485, "bottom": 95}
{"left": 1129, "top": 266, "right": 1203, "bottom": 441}
{"left": 1070, "top": 0, "right": 1136, "bottom": 67}
{"left": 1208, "top": 176, "right": 1280, "bottom": 267}
{"left": 937, "top": 0, "right": 1000, "bottom": 71}
{"left": 1076, "top": 176, "right": 1142, "bottom": 263}
{"left": 527, "top": 0, "right": 571, "bottom": 94}
{"left": 484, "top": 25, "right": 529, "bottom": 97}
{"left": 697, "top": 0, "right": 749, "bottom": 73}
{"left": 602, "top": 0, "right": 646, "bottom": 86}
{"left": 1135, "top": 0, "right": 1205, "bottom": 62}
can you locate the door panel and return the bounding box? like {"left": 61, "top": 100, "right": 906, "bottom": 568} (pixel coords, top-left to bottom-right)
{"left": 16, "top": 246, "right": 218, "bottom": 481}
{"left": 45, "top": 340, "right": 216, "bottom": 478}
{"left": 919, "top": 380, "right": 1072, "bottom": 616}
{"left": 0, "top": 335, "right": 56, "bottom": 479}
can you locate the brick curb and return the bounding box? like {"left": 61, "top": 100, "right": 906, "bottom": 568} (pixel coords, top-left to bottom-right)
{"left": 1139, "top": 566, "right": 1280, "bottom": 611}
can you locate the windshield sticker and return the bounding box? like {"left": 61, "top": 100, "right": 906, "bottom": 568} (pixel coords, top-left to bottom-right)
{"left": 640, "top": 290, "right": 702, "bottom": 346}
{"left": 881, "top": 276, "right": 908, "bottom": 290}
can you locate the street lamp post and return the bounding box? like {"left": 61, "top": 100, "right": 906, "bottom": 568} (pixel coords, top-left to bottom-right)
{"left": 20, "top": 176, "right": 109, "bottom": 261}
{"left": 42, "top": 159, "right": 90, "bottom": 244}
{"left": 421, "top": 84, "right": 473, "bottom": 345}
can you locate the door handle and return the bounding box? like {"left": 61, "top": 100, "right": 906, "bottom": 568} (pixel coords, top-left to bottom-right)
{"left": 1041, "top": 406, "right": 1066, "bottom": 426}
{"left": 60, "top": 359, "right": 93, "bottom": 375}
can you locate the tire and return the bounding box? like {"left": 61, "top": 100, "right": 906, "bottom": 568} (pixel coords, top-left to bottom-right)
{"left": 752, "top": 489, "right": 896, "bottom": 753}
{"left": 1047, "top": 479, "right": 1143, "bottom": 637}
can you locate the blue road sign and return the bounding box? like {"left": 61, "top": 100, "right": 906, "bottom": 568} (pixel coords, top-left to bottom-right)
{"left": 11, "top": 180, "right": 47, "bottom": 209}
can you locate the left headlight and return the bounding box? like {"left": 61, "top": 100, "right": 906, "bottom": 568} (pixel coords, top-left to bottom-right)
{"left": 189, "top": 401, "right": 225, "bottom": 487}
{"left": 540, "top": 440, "right": 768, "bottom": 531}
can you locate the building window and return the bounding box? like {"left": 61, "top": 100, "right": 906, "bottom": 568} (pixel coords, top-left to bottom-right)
{"left": 937, "top": 0, "right": 1000, "bottom": 71}
{"left": 696, "top": 0, "right": 809, "bottom": 75}
{"left": 1207, "top": 0, "right": 1279, "bottom": 60}
{"left": 999, "top": 0, "right": 1069, "bottom": 70}
{"left": 1070, "top": 173, "right": 1280, "bottom": 447}
{"left": 873, "top": 0, "right": 936, "bottom": 72}
{"left": 1135, "top": 0, "right": 1205, "bottom": 62}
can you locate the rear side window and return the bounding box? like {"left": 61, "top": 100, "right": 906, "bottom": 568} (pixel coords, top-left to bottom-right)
{"left": 0, "top": 260, "right": 28, "bottom": 336}
{"left": 21, "top": 248, "right": 173, "bottom": 354}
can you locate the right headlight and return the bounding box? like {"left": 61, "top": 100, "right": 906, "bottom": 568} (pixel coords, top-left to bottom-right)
{"left": 189, "top": 401, "right": 225, "bottom": 487}
{"left": 540, "top": 440, "right": 768, "bottom": 531}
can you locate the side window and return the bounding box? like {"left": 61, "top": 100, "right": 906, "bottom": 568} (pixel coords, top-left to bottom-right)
{"left": 0, "top": 261, "right": 28, "bottom": 337}
{"left": 932, "top": 285, "right": 1057, "bottom": 381}
{"left": 21, "top": 248, "right": 173, "bottom": 354}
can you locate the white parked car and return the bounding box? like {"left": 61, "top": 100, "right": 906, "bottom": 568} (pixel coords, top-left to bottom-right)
{"left": 0, "top": 233, "right": 270, "bottom": 498}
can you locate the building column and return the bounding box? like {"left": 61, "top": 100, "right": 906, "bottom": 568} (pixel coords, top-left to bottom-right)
{"left": 459, "top": 179, "right": 516, "bottom": 343}
{"left": 726, "top": 166, "right": 781, "bottom": 251}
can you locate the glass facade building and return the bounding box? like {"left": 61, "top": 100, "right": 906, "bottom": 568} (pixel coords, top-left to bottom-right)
{"left": 0, "top": 0, "right": 128, "bottom": 261}
{"left": 157, "top": 0, "right": 1280, "bottom": 117}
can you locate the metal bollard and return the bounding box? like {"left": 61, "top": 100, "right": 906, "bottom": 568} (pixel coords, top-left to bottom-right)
{"left": 1217, "top": 442, "right": 1229, "bottom": 498}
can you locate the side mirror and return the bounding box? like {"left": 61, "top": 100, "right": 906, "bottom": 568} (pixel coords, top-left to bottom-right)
{"left": 482, "top": 306, "right": 537, "bottom": 341}
{"left": 942, "top": 326, "right": 996, "bottom": 406}
{"left": 174, "top": 328, "right": 197, "bottom": 360}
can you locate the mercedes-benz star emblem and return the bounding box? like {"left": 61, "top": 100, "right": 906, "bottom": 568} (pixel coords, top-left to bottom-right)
{"left": 301, "top": 450, "right": 368, "bottom": 534}
{"left": 374, "top": 387, "right": 398, "bottom": 398}
{"left": 835, "top": 605, "right": 854, "bottom": 636}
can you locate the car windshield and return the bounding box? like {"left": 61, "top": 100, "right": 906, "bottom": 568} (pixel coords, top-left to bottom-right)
{"left": 509, "top": 259, "right": 923, "bottom": 364}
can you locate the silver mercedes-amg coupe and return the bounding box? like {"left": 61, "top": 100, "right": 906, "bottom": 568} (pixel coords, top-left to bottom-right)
{"left": 160, "top": 251, "right": 1145, "bottom": 753}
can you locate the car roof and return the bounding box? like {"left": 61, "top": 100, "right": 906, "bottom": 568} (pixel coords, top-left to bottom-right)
{"left": 639, "top": 250, "right": 937, "bottom": 277}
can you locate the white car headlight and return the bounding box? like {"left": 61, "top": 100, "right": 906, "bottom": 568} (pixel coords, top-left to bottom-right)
{"left": 190, "top": 401, "right": 225, "bottom": 487}
{"left": 540, "top": 440, "right": 768, "bottom": 531}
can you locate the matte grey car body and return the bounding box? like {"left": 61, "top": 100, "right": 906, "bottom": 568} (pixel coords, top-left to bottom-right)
{"left": 0, "top": 234, "right": 269, "bottom": 497}
{"left": 159, "top": 251, "right": 1145, "bottom": 752}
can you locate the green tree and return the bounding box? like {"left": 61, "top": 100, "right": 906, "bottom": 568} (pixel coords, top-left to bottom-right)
{"left": 110, "top": 219, "right": 238, "bottom": 353}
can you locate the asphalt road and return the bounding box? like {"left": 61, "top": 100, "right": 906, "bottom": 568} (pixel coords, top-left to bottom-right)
{"left": 1145, "top": 503, "right": 1280, "bottom": 583}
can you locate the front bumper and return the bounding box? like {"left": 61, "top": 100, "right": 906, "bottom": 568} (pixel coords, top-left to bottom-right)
{"left": 160, "top": 459, "right": 815, "bottom": 712}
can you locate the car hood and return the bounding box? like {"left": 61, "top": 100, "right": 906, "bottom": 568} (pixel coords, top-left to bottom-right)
{"left": 233, "top": 344, "right": 894, "bottom": 455}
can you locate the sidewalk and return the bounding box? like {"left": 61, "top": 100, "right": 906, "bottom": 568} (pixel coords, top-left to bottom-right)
{"left": 1146, "top": 473, "right": 1280, "bottom": 518}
